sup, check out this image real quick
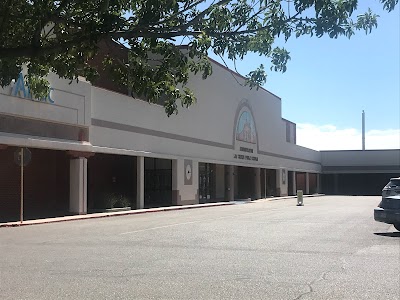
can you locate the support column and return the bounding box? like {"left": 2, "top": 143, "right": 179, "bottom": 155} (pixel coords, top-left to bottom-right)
{"left": 316, "top": 174, "right": 321, "bottom": 194}
{"left": 224, "top": 165, "right": 234, "bottom": 201}
{"left": 136, "top": 156, "right": 144, "bottom": 209}
{"left": 263, "top": 169, "right": 267, "bottom": 198}
{"left": 275, "top": 168, "right": 288, "bottom": 197}
{"left": 254, "top": 168, "right": 261, "bottom": 199}
{"left": 305, "top": 172, "right": 310, "bottom": 194}
{"left": 69, "top": 157, "right": 87, "bottom": 214}
{"left": 291, "top": 171, "right": 297, "bottom": 196}
{"left": 172, "top": 159, "right": 198, "bottom": 205}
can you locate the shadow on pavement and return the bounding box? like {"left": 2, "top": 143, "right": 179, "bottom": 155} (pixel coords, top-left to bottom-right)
{"left": 374, "top": 232, "right": 400, "bottom": 238}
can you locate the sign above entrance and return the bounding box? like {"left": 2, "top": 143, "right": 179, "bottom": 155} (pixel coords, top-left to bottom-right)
{"left": 11, "top": 73, "right": 55, "bottom": 104}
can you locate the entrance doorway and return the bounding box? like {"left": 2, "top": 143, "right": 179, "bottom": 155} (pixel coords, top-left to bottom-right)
{"left": 144, "top": 158, "right": 172, "bottom": 208}
{"left": 296, "top": 172, "right": 306, "bottom": 193}
{"left": 309, "top": 173, "right": 317, "bottom": 194}
{"left": 199, "top": 163, "right": 216, "bottom": 203}
{"left": 265, "top": 169, "right": 277, "bottom": 197}
{"left": 236, "top": 166, "right": 254, "bottom": 199}
{"left": 87, "top": 153, "right": 135, "bottom": 211}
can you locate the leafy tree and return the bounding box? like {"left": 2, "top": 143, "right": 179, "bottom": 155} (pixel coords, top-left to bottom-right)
{"left": 0, "top": 0, "right": 397, "bottom": 115}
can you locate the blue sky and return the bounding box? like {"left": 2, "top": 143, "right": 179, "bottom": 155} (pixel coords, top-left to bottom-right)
{"left": 208, "top": 1, "right": 400, "bottom": 150}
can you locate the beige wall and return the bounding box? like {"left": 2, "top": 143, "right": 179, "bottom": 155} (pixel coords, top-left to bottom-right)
{"left": 0, "top": 62, "right": 321, "bottom": 174}
{"left": 90, "top": 60, "right": 321, "bottom": 174}
{"left": 283, "top": 119, "right": 296, "bottom": 144}
{"left": 0, "top": 73, "right": 92, "bottom": 152}
{"left": 0, "top": 73, "right": 91, "bottom": 127}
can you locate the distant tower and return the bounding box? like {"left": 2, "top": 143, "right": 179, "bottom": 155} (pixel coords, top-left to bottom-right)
{"left": 362, "top": 110, "right": 365, "bottom": 150}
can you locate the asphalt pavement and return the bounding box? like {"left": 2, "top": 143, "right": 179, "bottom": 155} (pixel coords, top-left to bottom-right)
{"left": 0, "top": 195, "right": 399, "bottom": 300}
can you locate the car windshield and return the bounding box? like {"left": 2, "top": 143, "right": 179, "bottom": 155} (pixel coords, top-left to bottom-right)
{"left": 386, "top": 179, "right": 400, "bottom": 188}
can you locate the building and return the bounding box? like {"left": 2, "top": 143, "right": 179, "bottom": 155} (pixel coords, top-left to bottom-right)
{"left": 0, "top": 57, "right": 399, "bottom": 223}
{"left": 321, "top": 149, "right": 400, "bottom": 195}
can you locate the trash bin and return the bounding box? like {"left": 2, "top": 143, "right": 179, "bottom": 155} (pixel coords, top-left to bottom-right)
{"left": 297, "top": 190, "right": 304, "bottom": 206}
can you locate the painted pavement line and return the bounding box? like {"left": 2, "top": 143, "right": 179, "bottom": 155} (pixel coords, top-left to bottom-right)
{"left": 118, "top": 208, "right": 280, "bottom": 235}
{"left": 118, "top": 195, "right": 326, "bottom": 235}
{"left": 119, "top": 220, "right": 204, "bottom": 235}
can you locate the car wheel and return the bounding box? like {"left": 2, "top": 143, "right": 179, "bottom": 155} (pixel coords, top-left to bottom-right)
{"left": 394, "top": 224, "right": 400, "bottom": 231}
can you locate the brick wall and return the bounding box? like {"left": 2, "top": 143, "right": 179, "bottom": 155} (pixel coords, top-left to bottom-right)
{"left": 0, "top": 147, "right": 69, "bottom": 222}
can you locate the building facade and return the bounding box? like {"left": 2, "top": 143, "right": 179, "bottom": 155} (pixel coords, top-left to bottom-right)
{"left": 321, "top": 150, "right": 400, "bottom": 195}
{"left": 0, "top": 58, "right": 398, "bottom": 223}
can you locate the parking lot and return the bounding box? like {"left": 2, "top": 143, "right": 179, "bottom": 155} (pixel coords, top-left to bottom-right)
{"left": 0, "top": 195, "right": 399, "bottom": 299}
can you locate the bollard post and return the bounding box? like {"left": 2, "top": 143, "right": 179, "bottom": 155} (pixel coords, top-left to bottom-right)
{"left": 297, "top": 190, "right": 304, "bottom": 206}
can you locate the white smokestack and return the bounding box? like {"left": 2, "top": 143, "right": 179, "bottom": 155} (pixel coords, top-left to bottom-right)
{"left": 362, "top": 110, "right": 365, "bottom": 150}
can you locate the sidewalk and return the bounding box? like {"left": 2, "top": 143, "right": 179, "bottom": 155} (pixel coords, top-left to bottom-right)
{"left": 0, "top": 194, "right": 324, "bottom": 228}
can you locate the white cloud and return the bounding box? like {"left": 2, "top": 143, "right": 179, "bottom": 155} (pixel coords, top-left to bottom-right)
{"left": 296, "top": 123, "right": 400, "bottom": 151}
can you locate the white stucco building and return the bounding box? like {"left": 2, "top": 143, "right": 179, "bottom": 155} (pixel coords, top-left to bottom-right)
{"left": 0, "top": 54, "right": 399, "bottom": 223}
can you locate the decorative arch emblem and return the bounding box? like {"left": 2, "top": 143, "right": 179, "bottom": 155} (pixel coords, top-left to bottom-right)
{"left": 236, "top": 110, "right": 257, "bottom": 144}
{"left": 232, "top": 100, "right": 259, "bottom": 161}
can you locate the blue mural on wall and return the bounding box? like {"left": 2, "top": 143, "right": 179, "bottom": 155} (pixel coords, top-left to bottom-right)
{"left": 11, "top": 72, "right": 55, "bottom": 104}
{"left": 236, "top": 110, "right": 257, "bottom": 144}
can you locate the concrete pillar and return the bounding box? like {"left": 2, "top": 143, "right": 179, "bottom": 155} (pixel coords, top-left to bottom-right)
{"left": 254, "top": 168, "right": 261, "bottom": 199}
{"left": 224, "top": 165, "right": 234, "bottom": 201}
{"left": 264, "top": 169, "right": 267, "bottom": 198}
{"left": 305, "top": 172, "right": 310, "bottom": 194}
{"left": 274, "top": 169, "right": 280, "bottom": 197}
{"left": 291, "top": 171, "right": 296, "bottom": 196}
{"left": 234, "top": 166, "right": 238, "bottom": 198}
{"left": 316, "top": 173, "right": 321, "bottom": 194}
{"left": 171, "top": 159, "right": 198, "bottom": 205}
{"left": 136, "top": 156, "right": 144, "bottom": 209}
{"left": 275, "top": 169, "right": 288, "bottom": 197}
{"left": 69, "top": 157, "right": 87, "bottom": 214}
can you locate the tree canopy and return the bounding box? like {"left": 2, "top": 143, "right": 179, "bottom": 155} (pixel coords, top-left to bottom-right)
{"left": 0, "top": 0, "right": 398, "bottom": 115}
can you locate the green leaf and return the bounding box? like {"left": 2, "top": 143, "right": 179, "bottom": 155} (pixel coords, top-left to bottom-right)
{"left": 0, "top": 0, "right": 396, "bottom": 114}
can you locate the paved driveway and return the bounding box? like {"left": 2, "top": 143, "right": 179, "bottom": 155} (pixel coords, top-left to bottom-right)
{"left": 0, "top": 196, "right": 399, "bottom": 299}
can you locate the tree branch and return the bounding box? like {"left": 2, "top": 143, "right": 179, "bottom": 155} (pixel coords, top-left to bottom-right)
{"left": 54, "top": 0, "right": 70, "bottom": 14}
{"left": 218, "top": 54, "right": 244, "bottom": 87}
{"left": 0, "top": 0, "right": 13, "bottom": 38}
{"left": 0, "top": 37, "right": 88, "bottom": 58}
{"left": 149, "top": 0, "right": 206, "bottom": 27}
{"left": 180, "top": 0, "right": 231, "bottom": 30}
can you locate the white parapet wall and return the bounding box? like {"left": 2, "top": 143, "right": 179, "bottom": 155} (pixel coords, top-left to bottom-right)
{"left": 321, "top": 150, "right": 400, "bottom": 174}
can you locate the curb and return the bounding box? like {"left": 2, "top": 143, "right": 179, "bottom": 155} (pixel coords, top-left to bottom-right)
{"left": 0, "top": 202, "right": 235, "bottom": 228}
{"left": 0, "top": 194, "right": 326, "bottom": 228}
{"left": 253, "top": 194, "right": 325, "bottom": 203}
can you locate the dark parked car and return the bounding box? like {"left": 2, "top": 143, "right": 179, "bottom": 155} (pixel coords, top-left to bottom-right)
{"left": 374, "top": 195, "right": 400, "bottom": 231}
{"left": 381, "top": 177, "right": 400, "bottom": 197}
